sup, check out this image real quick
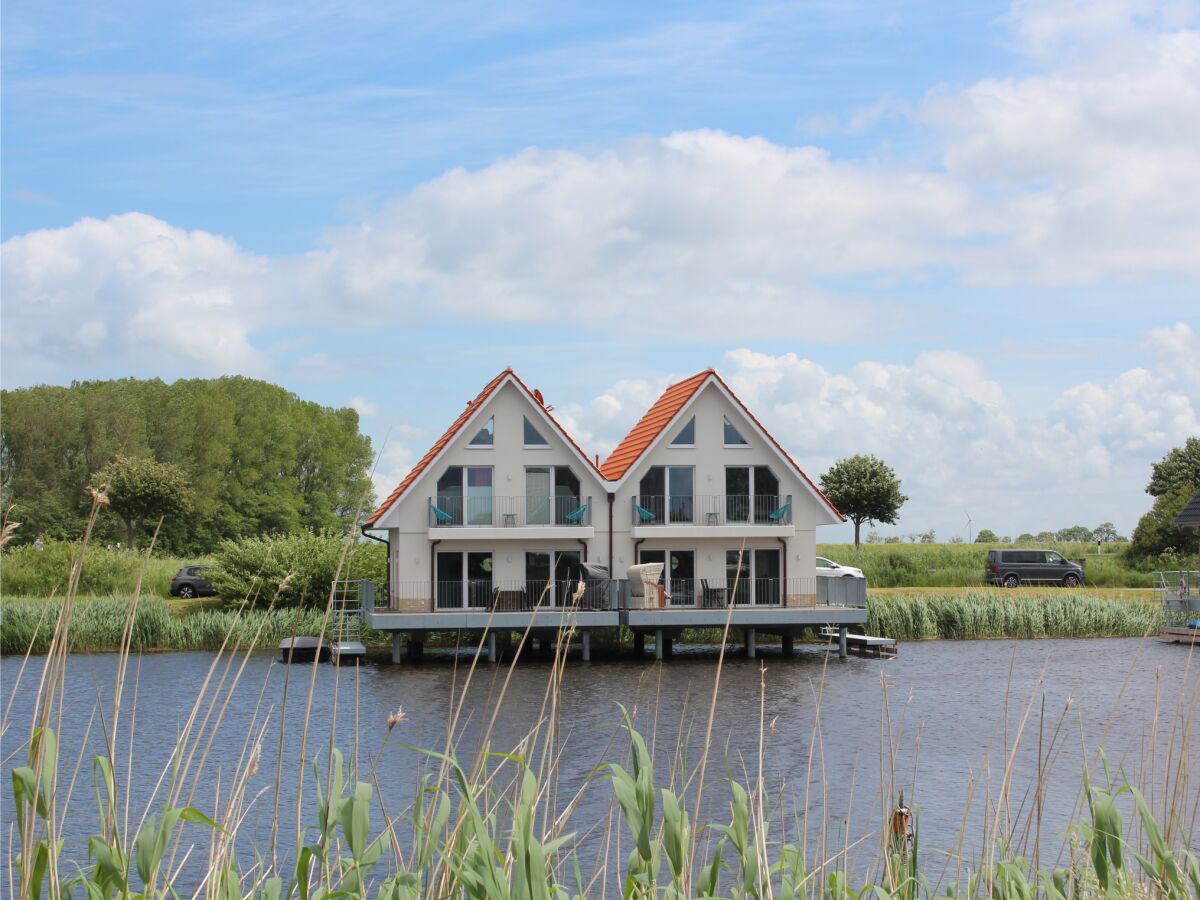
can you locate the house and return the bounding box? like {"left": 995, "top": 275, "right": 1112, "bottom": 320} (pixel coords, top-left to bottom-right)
{"left": 364, "top": 368, "right": 863, "bottom": 661}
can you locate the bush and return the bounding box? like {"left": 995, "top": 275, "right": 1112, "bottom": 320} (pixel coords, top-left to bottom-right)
{"left": 0, "top": 540, "right": 190, "bottom": 597}
{"left": 209, "top": 531, "right": 385, "bottom": 608}
{"left": 867, "top": 591, "right": 1163, "bottom": 640}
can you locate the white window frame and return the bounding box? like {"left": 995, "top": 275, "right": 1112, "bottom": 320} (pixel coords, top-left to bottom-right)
{"left": 466, "top": 416, "right": 494, "bottom": 449}
{"left": 523, "top": 416, "right": 551, "bottom": 449}
{"left": 723, "top": 415, "right": 750, "bottom": 448}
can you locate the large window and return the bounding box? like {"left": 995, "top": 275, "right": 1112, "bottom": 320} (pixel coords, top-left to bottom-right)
{"left": 726, "top": 548, "right": 780, "bottom": 605}
{"left": 725, "top": 466, "right": 781, "bottom": 523}
{"left": 436, "top": 550, "right": 493, "bottom": 608}
{"left": 435, "top": 466, "right": 493, "bottom": 525}
{"left": 638, "top": 549, "right": 696, "bottom": 606}
{"left": 638, "top": 466, "right": 694, "bottom": 523}
{"left": 525, "top": 550, "right": 581, "bottom": 606}
{"left": 525, "top": 466, "right": 583, "bottom": 525}
{"left": 724, "top": 416, "right": 749, "bottom": 446}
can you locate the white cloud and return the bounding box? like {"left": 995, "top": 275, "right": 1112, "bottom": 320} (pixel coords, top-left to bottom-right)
{"left": 349, "top": 395, "right": 377, "bottom": 417}
{"left": 1, "top": 0, "right": 1197, "bottom": 387}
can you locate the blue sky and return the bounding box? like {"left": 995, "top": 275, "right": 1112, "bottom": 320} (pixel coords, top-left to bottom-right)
{"left": 3, "top": 0, "right": 1198, "bottom": 541}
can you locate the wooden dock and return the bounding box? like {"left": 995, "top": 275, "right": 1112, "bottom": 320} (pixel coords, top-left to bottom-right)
{"left": 820, "top": 628, "right": 897, "bottom": 658}
{"left": 1157, "top": 626, "right": 1200, "bottom": 646}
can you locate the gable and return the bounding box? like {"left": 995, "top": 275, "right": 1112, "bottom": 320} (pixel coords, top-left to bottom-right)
{"left": 366, "top": 370, "right": 604, "bottom": 527}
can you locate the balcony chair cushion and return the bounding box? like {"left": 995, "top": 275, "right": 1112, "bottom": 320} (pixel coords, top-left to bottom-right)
{"left": 635, "top": 504, "right": 656, "bottom": 522}
{"left": 431, "top": 504, "right": 454, "bottom": 523}
{"left": 564, "top": 502, "right": 589, "bottom": 523}
{"left": 768, "top": 501, "right": 791, "bottom": 521}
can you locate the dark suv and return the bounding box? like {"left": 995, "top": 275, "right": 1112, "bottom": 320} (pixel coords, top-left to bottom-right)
{"left": 985, "top": 549, "right": 1083, "bottom": 588}
{"left": 170, "top": 565, "right": 216, "bottom": 599}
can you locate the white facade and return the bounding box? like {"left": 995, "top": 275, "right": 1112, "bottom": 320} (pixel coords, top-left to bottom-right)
{"left": 368, "top": 371, "right": 841, "bottom": 611}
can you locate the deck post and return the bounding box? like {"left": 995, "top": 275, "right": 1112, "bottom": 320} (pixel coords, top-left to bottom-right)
{"left": 391, "top": 633, "right": 403, "bottom": 664}
{"left": 487, "top": 632, "right": 497, "bottom": 663}
{"left": 634, "top": 632, "right": 645, "bottom": 656}
{"left": 655, "top": 629, "right": 664, "bottom": 661}
{"left": 838, "top": 626, "right": 848, "bottom": 659}
{"left": 582, "top": 630, "right": 591, "bottom": 662}
{"left": 745, "top": 628, "right": 756, "bottom": 659}
{"left": 782, "top": 633, "right": 794, "bottom": 657}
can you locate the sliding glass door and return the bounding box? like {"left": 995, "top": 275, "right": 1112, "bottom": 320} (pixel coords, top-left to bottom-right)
{"left": 525, "top": 550, "right": 582, "bottom": 606}
{"left": 637, "top": 466, "right": 695, "bottom": 523}
{"left": 526, "top": 466, "right": 582, "bottom": 525}
{"left": 436, "top": 550, "right": 493, "bottom": 608}
{"left": 725, "top": 548, "right": 780, "bottom": 604}
{"left": 725, "top": 466, "right": 780, "bottom": 523}
{"left": 638, "top": 549, "right": 696, "bottom": 605}
{"left": 436, "top": 466, "right": 493, "bottom": 525}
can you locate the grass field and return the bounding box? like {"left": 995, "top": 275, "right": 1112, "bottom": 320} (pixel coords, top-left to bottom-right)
{"left": 816, "top": 541, "right": 1171, "bottom": 588}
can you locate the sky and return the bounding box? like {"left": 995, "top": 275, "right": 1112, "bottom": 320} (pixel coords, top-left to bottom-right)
{"left": 2, "top": 0, "right": 1198, "bottom": 542}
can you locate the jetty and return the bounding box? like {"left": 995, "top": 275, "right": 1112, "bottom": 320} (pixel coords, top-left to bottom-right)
{"left": 1156, "top": 569, "right": 1199, "bottom": 646}
{"left": 360, "top": 574, "right": 870, "bottom": 663}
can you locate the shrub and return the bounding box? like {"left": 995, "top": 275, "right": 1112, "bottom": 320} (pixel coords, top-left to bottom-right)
{"left": 0, "top": 540, "right": 189, "bottom": 597}
{"left": 209, "top": 531, "right": 385, "bottom": 608}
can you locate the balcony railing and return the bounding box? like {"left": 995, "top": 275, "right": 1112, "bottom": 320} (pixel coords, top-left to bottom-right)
{"left": 430, "top": 495, "right": 592, "bottom": 528}
{"left": 632, "top": 494, "right": 792, "bottom": 526}
{"left": 377, "top": 575, "right": 865, "bottom": 612}
{"left": 387, "top": 578, "right": 619, "bottom": 612}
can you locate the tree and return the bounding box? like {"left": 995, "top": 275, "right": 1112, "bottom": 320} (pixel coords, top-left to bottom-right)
{"left": 1129, "top": 486, "right": 1195, "bottom": 560}
{"left": 1091, "top": 522, "right": 1125, "bottom": 543}
{"left": 91, "top": 456, "right": 192, "bottom": 549}
{"left": 1146, "top": 437, "right": 1200, "bottom": 498}
{"left": 819, "top": 455, "right": 907, "bottom": 549}
{"left": 1055, "top": 525, "right": 1093, "bottom": 542}
{"left": 1016, "top": 533, "right": 1035, "bottom": 543}
{"left": 918, "top": 529, "right": 936, "bottom": 544}
{"left": 975, "top": 529, "right": 999, "bottom": 543}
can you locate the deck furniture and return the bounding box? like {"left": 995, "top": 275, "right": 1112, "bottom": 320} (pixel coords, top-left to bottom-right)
{"left": 635, "top": 504, "right": 656, "bottom": 523}
{"left": 768, "top": 501, "right": 791, "bottom": 522}
{"left": 700, "top": 579, "right": 727, "bottom": 607}
{"left": 431, "top": 504, "right": 454, "bottom": 524}
{"left": 564, "top": 502, "right": 590, "bottom": 523}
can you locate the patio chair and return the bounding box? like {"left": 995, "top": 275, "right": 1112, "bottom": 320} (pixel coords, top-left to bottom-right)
{"left": 635, "top": 504, "right": 656, "bottom": 523}
{"left": 768, "top": 501, "right": 791, "bottom": 522}
{"left": 564, "top": 502, "right": 589, "bottom": 523}
{"left": 430, "top": 504, "right": 454, "bottom": 525}
{"left": 700, "top": 579, "right": 728, "bottom": 607}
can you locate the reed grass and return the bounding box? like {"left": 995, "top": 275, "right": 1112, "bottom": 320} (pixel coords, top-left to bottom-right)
{"left": 867, "top": 592, "right": 1164, "bottom": 640}
{"left": 4, "top": 500, "right": 1198, "bottom": 898}
{"left": 0, "top": 540, "right": 195, "bottom": 597}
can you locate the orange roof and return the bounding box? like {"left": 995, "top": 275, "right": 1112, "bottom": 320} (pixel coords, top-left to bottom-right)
{"left": 366, "top": 369, "right": 603, "bottom": 526}
{"left": 601, "top": 369, "right": 843, "bottom": 521}
{"left": 599, "top": 370, "right": 712, "bottom": 480}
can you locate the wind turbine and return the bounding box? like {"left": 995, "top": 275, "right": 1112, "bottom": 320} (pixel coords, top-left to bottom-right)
{"left": 965, "top": 511, "right": 973, "bottom": 544}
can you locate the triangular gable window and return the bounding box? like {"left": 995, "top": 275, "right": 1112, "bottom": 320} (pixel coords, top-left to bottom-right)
{"left": 524, "top": 416, "right": 549, "bottom": 446}
{"left": 723, "top": 416, "right": 748, "bottom": 446}
{"left": 468, "top": 416, "right": 494, "bottom": 446}
{"left": 670, "top": 417, "right": 695, "bottom": 446}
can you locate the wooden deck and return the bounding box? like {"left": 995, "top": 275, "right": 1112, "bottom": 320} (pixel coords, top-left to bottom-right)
{"left": 1157, "top": 626, "right": 1200, "bottom": 646}
{"left": 820, "top": 628, "right": 898, "bottom": 658}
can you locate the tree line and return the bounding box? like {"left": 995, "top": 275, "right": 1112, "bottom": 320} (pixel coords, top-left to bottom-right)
{"left": 1, "top": 376, "right": 374, "bottom": 554}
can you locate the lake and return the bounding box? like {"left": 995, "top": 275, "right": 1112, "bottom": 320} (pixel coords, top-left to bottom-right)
{"left": 2, "top": 637, "right": 1195, "bottom": 890}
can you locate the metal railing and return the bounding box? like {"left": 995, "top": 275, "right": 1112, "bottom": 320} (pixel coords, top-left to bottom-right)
{"left": 378, "top": 575, "right": 867, "bottom": 613}
{"left": 429, "top": 495, "right": 592, "bottom": 527}
{"left": 632, "top": 494, "right": 792, "bottom": 526}
{"left": 1155, "top": 570, "right": 1200, "bottom": 613}
{"left": 386, "top": 579, "right": 620, "bottom": 612}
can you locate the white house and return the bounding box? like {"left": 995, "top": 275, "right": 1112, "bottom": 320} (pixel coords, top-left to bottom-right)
{"left": 365, "top": 368, "right": 843, "bottom": 614}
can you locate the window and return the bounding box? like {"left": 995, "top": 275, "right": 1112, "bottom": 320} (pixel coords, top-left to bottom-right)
{"left": 435, "top": 550, "right": 493, "bottom": 608}
{"left": 723, "top": 416, "right": 748, "bottom": 446}
{"left": 525, "top": 466, "right": 582, "bottom": 524}
{"left": 638, "top": 549, "right": 696, "bottom": 605}
{"left": 468, "top": 416, "right": 494, "bottom": 447}
{"left": 524, "top": 416, "right": 549, "bottom": 446}
{"left": 726, "top": 548, "right": 780, "bottom": 605}
{"left": 725, "top": 466, "right": 780, "bottom": 522}
{"left": 525, "top": 550, "right": 581, "bottom": 606}
{"left": 637, "top": 465, "right": 694, "bottom": 523}
{"left": 435, "top": 466, "right": 493, "bottom": 525}
{"left": 670, "top": 417, "right": 695, "bottom": 446}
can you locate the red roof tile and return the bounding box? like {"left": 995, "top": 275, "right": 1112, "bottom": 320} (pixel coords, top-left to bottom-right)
{"left": 366, "top": 369, "right": 603, "bottom": 526}
{"left": 599, "top": 370, "right": 712, "bottom": 480}
{"left": 600, "top": 369, "right": 843, "bottom": 521}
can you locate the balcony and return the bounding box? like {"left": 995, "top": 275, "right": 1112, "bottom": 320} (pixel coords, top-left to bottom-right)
{"left": 630, "top": 494, "right": 794, "bottom": 538}
{"left": 384, "top": 578, "right": 620, "bottom": 613}
{"left": 427, "top": 495, "right": 594, "bottom": 539}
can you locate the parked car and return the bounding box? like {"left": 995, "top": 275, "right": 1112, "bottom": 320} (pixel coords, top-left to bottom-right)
{"left": 985, "top": 549, "right": 1083, "bottom": 588}
{"left": 170, "top": 565, "right": 216, "bottom": 599}
{"left": 815, "top": 557, "right": 865, "bottom": 578}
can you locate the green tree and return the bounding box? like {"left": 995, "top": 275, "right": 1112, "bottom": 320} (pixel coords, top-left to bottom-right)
{"left": 1129, "top": 486, "right": 1195, "bottom": 560}
{"left": 1016, "top": 532, "right": 1035, "bottom": 543}
{"left": 819, "top": 455, "right": 908, "bottom": 549}
{"left": 91, "top": 456, "right": 192, "bottom": 549}
{"left": 1091, "top": 522, "right": 1124, "bottom": 543}
{"left": 1056, "top": 524, "right": 1093, "bottom": 542}
{"left": 975, "top": 528, "right": 999, "bottom": 543}
{"left": 1146, "top": 437, "right": 1200, "bottom": 498}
